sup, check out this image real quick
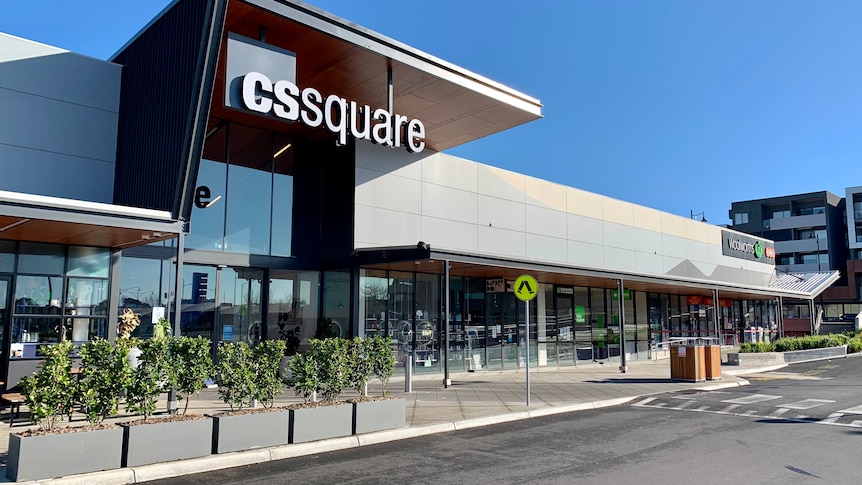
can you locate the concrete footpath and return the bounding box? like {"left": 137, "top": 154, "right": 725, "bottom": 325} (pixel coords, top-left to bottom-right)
{"left": 2, "top": 357, "right": 785, "bottom": 485}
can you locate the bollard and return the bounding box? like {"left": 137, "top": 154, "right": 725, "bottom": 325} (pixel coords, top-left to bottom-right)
{"left": 404, "top": 353, "right": 413, "bottom": 393}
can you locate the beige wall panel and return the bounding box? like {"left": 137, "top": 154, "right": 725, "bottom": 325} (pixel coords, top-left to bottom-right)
{"left": 525, "top": 176, "right": 567, "bottom": 211}
{"left": 421, "top": 153, "right": 478, "bottom": 193}
{"left": 566, "top": 187, "right": 604, "bottom": 219}
{"left": 601, "top": 197, "right": 635, "bottom": 226}
{"left": 633, "top": 205, "right": 663, "bottom": 232}
{"left": 660, "top": 213, "right": 688, "bottom": 238}
{"left": 477, "top": 165, "right": 526, "bottom": 203}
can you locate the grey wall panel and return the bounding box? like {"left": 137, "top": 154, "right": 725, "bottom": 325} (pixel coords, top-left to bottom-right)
{"left": 635, "top": 251, "right": 664, "bottom": 275}
{"left": 421, "top": 183, "right": 478, "bottom": 225}
{"left": 566, "top": 214, "right": 603, "bottom": 245}
{"left": 355, "top": 140, "right": 424, "bottom": 179}
{"left": 422, "top": 217, "right": 478, "bottom": 252}
{"left": 526, "top": 234, "right": 567, "bottom": 263}
{"left": 477, "top": 164, "right": 525, "bottom": 203}
{"left": 568, "top": 240, "right": 604, "bottom": 267}
{"left": 525, "top": 205, "right": 567, "bottom": 239}
{"left": 603, "top": 247, "right": 636, "bottom": 271}
{"left": 602, "top": 220, "right": 635, "bottom": 251}
{"left": 0, "top": 89, "right": 119, "bottom": 162}
{"left": 633, "top": 227, "right": 662, "bottom": 255}
{"left": 478, "top": 225, "right": 526, "bottom": 258}
{"left": 478, "top": 194, "right": 525, "bottom": 232}
{"left": 355, "top": 167, "right": 421, "bottom": 215}
{"left": 354, "top": 204, "right": 421, "bottom": 247}
{"left": 0, "top": 145, "right": 114, "bottom": 202}
{"left": 685, "top": 239, "right": 710, "bottom": 265}
{"left": 0, "top": 34, "right": 121, "bottom": 112}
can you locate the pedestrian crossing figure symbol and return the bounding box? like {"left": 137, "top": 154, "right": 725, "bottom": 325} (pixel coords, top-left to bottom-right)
{"left": 514, "top": 274, "right": 538, "bottom": 302}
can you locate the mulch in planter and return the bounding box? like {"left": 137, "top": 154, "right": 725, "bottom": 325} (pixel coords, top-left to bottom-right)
{"left": 210, "top": 407, "right": 286, "bottom": 417}
{"left": 123, "top": 414, "right": 208, "bottom": 426}
{"left": 15, "top": 423, "right": 119, "bottom": 438}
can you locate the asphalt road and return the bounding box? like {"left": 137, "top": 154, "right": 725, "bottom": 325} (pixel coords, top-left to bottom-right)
{"left": 152, "top": 357, "right": 862, "bottom": 485}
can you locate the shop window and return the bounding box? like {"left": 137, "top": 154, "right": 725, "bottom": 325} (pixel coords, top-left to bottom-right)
{"left": 67, "top": 247, "right": 110, "bottom": 278}
{"left": 0, "top": 240, "right": 15, "bottom": 273}
{"left": 225, "top": 124, "right": 272, "bottom": 255}
{"left": 18, "top": 242, "right": 64, "bottom": 275}
{"left": 271, "top": 132, "right": 294, "bottom": 257}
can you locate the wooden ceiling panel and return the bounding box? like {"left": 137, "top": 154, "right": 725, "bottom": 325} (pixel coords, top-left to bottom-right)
{"left": 0, "top": 219, "right": 174, "bottom": 249}
{"left": 216, "top": 0, "right": 541, "bottom": 153}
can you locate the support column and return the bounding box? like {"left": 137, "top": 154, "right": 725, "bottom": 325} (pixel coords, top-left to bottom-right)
{"left": 778, "top": 296, "right": 785, "bottom": 339}
{"left": 809, "top": 299, "right": 816, "bottom": 335}
{"left": 617, "top": 279, "right": 627, "bottom": 373}
{"left": 443, "top": 260, "right": 451, "bottom": 388}
{"left": 712, "top": 289, "right": 720, "bottom": 344}
{"left": 167, "top": 229, "right": 185, "bottom": 414}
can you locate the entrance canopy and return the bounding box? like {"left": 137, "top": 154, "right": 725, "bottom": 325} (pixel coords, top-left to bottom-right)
{"left": 352, "top": 245, "right": 841, "bottom": 301}
{"left": 0, "top": 190, "right": 182, "bottom": 249}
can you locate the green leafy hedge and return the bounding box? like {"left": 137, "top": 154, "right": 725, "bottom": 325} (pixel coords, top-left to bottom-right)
{"left": 740, "top": 333, "right": 861, "bottom": 353}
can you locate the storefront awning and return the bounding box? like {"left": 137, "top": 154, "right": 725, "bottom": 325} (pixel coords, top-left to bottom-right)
{"left": 352, "top": 245, "right": 839, "bottom": 302}
{"left": 768, "top": 270, "right": 842, "bottom": 300}
{"left": 0, "top": 190, "right": 183, "bottom": 249}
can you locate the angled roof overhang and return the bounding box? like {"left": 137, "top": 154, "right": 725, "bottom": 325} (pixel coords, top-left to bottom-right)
{"left": 0, "top": 191, "right": 182, "bottom": 249}
{"left": 209, "top": 0, "right": 543, "bottom": 152}
{"left": 768, "top": 270, "right": 842, "bottom": 300}
{"left": 352, "top": 246, "right": 838, "bottom": 301}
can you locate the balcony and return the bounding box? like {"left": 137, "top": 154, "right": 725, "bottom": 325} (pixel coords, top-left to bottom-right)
{"left": 775, "top": 237, "right": 825, "bottom": 254}
{"left": 767, "top": 213, "right": 826, "bottom": 231}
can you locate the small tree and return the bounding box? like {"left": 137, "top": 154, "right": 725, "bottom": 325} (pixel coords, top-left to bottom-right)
{"left": 286, "top": 351, "right": 319, "bottom": 404}
{"left": 370, "top": 336, "right": 395, "bottom": 396}
{"left": 170, "top": 336, "right": 213, "bottom": 415}
{"left": 251, "top": 340, "right": 287, "bottom": 408}
{"left": 79, "top": 337, "right": 133, "bottom": 424}
{"left": 152, "top": 317, "right": 172, "bottom": 340}
{"left": 214, "top": 341, "right": 255, "bottom": 411}
{"left": 347, "top": 337, "right": 373, "bottom": 398}
{"left": 125, "top": 337, "right": 174, "bottom": 422}
{"left": 314, "top": 338, "right": 350, "bottom": 402}
{"left": 20, "top": 341, "right": 78, "bottom": 431}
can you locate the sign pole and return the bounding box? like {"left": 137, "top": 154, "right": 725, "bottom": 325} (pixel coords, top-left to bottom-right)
{"left": 525, "top": 299, "right": 531, "bottom": 407}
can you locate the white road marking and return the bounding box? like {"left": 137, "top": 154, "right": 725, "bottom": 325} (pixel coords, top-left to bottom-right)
{"left": 837, "top": 405, "right": 862, "bottom": 414}
{"left": 769, "top": 408, "right": 789, "bottom": 417}
{"left": 778, "top": 399, "right": 834, "bottom": 410}
{"left": 716, "top": 404, "right": 741, "bottom": 414}
{"left": 821, "top": 413, "right": 843, "bottom": 424}
{"left": 722, "top": 394, "right": 782, "bottom": 405}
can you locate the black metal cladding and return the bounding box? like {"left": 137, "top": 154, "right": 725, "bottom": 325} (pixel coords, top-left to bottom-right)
{"left": 112, "top": 0, "right": 227, "bottom": 219}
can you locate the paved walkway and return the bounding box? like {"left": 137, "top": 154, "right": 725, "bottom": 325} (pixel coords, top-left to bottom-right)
{"left": 1, "top": 357, "right": 782, "bottom": 484}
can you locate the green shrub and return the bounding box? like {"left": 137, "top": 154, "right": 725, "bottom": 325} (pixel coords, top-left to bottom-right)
{"left": 79, "top": 337, "right": 133, "bottom": 424}
{"left": 847, "top": 336, "right": 862, "bottom": 354}
{"left": 286, "top": 350, "right": 319, "bottom": 404}
{"left": 314, "top": 338, "right": 350, "bottom": 402}
{"left": 126, "top": 337, "right": 174, "bottom": 422}
{"left": 20, "top": 341, "right": 79, "bottom": 431}
{"left": 251, "top": 340, "right": 287, "bottom": 408}
{"left": 214, "top": 341, "right": 256, "bottom": 411}
{"left": 369, "top": 336, "right": 395, "bottom": 395}
{"left": 739, "top": 342, "right": 775, "bottom": 353}
{"left": 170, "top": 336, "right": 213, "bottom": 415}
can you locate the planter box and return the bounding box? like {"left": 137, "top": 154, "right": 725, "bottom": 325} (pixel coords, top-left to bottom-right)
{"left": 727, "top": 345, "right": 847, "bottom": 366}
{"left": 122, "top": 417, "right": 213, "bottom": 467}
{"left": 7, "top": 426, "right": 123, "bottom": 482}
{"left": 289, "top": 402, "right": 352, "bottom": 444}
{"left": 352, "top": 397, "right": 406, "bottom": 435}
{"left": 212, "top": 409, "right": 290, "bottom": 454}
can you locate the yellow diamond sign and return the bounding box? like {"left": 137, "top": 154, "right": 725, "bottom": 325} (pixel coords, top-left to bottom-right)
{"left": 514, "top": 274, "right": 538, "bottom": 302}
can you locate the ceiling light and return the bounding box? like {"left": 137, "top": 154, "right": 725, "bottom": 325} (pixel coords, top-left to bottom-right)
{"left": 274, "top": 143, "right": 292, "bottom": 159}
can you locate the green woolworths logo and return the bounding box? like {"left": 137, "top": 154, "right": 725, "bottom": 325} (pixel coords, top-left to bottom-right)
{"left": 754, "top": 241, "right": 763, "bottom": 258}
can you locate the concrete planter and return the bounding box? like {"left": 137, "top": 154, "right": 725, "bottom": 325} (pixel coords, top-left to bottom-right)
{"left": 7, "top": 426, "right": 123, "bottom": 482}
{"left": 727, "top": 345, "right": 847, "bottom": 366}
{"left": 352, "top": 397, "right": 406, "bottom": 435}
{"left": 122, "top": 417, "right": 213, "bottom": 467}
{"left": 289, "top": 402, "right": 353, "bottom": 444}
{"left": 211, "top": 409, "right": 290, "bottom": 454}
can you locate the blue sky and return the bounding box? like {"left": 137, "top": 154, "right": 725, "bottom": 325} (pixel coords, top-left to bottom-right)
{"left": 2, "top": 1, "right": 860, "bottom": 225}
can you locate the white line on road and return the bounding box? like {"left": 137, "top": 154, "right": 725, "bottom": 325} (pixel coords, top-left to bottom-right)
{"left": 778, "top": 399, "right": 835, "bottom": 410}
{"left": 722, "top": 394, "right": 782, "bottom": 405}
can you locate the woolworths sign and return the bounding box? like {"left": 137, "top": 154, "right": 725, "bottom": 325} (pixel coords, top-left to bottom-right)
{"left": 721, "top": 230, "right": 775, "bottom": 263}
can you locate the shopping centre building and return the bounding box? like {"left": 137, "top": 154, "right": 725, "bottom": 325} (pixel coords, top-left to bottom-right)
{"left": 0, "top": 0, "right": 840, "bottom": 387}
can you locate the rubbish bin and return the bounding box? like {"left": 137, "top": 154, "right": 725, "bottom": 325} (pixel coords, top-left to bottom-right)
{"left": 670, "top": 345, "right": 706, "bottom": 382}
{"left": 703, "top": 345, "right": 721, "bottom": 380}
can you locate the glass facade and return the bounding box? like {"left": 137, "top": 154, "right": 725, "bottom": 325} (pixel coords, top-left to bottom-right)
{"left": 187, "top": 121, "right": 294, "bottom": 257}
{"left": 4, "top": 243, "right": 111, "bottom": 359}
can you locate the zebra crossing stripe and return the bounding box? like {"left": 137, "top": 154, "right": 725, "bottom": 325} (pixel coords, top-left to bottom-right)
{"left": 779, "top": 399, "right": 834, "bottom": 410}
{"left": 722, "top": 394, "right": 782, "bottom": 405}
